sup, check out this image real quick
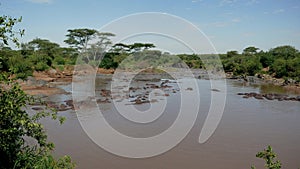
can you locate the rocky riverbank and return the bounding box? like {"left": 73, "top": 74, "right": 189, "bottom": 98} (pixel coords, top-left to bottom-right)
{"left": 226, "top": 72, "right": 300, "bottom": 94}
{"left": 237, "top": 92, "right": 300, "bottom": 102}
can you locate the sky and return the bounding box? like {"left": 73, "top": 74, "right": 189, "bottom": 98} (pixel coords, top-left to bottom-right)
{"left": 1, "top": 0, "right": 300, "bottom": 54}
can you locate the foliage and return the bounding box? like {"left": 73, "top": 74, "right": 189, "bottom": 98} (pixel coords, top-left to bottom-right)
{"left": 64, "top": 28, "right": 98, "bottom": 51}
{"left": 251, "top": 145, "right": 281, "bottom": 169}
{"left": 0, "top": 15, "right": 25, "bottom": 47}
{"left": 243, "top": 46, "right": 259, "bottom": 56}
{"left": 221, "top": 45, "right": 300, "bottom": 80}
{"left": 0, "top": 75, "right": 75, "bottom": 169}
{"left": 64, "top": 28, "right": 115, "bottom": 65}
{"left": 7, "top": 54, "right": 33, "bottom": 79}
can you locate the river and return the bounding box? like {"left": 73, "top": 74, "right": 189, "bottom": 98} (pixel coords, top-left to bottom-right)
{"left": 41, "top": 75, "right": 300, "bottom": 169}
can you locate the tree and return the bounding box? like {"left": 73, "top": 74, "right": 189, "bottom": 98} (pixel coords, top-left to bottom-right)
{"left": 259, "top": 51, "right": 274, "bottom": 68}
{"left": 111, "top": 43, "right": 131, "bottom": 54}
{"left": 28, "top": 38, "right": 60, "bottom": 66}
{"left": 110, "top": 42, "right": 155, "bottom": 54}
{"left": 64, "top": 29, "right": 115, "bottom": 64}
{"left": 64, "top": 28, "right": 98, "bottom": 52}
{"left": 129, "top": 43, "right": 155, "bottom": 52}
{"left": 226, "top": 50, "right": 239, "bottom": 58}
{"left": 0, "top": 15, "right": 24, "bottom": 47}
{"left": 269, "top": 45, "right": 299, "bottom": 78}
{"left": 88, "top": 32, "right": 115, "bottom": 61}
{"left": 0, "top": 15, "right": 75, "bottom": 168}
{"left": 243, "top": 46, "right": 259, "bottom": 56}
{"left": 269, "top": 45, "right": 298, "bottom": 59}
{"left": 0, "top": 75, "right": 75, "bottom": 168}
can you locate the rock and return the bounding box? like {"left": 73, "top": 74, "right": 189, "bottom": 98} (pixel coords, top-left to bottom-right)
{"left": 47, "top": 69, "right": 58, "bottom": 78}
{"left": 150, "top": 99, "right": 158, "bottom": 103}
{"left": 100, "top": 89, "right": 111, "bottom": 97}
{"left": 65, "top": 100, "right": 74, "bottom": 107}
{"left": 135, "top": 98, "right": 143, "bottom": 104}
{"left": 58, "top": 104, "right": 70, "bottom": 111}
{"left": 97, "top": 98, "right": 111, "bottom": 103}
{"left": 46, "top": 101, "right": 58, "bottom": 109}
{"left": 254, "top": 94, "right": 264, "bottom": 100}
{"left": 264, "top": 94, "right": 274, "bottom": 100}
{"left": 32, "top": 107, "right": 44, "bottom": 111}
{"left": 150, "top": 85, "right": 159, "bottom": 89}
{"left": 211, "top": 88, "right": 220, "bottom": 92}
{"left": 248, "top": 92, "right": 257, "bottom": 97}
{"left": 277, "top": 97, "right": 284, "bottom": 101}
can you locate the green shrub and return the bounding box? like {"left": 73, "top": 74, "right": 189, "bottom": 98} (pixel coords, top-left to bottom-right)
{"left": 7, "top": 54, "right": 33, "bottom": 79}
{"left": 0, "top": 75, "right": 75, "bottom": 169}
{"left": 54, "top": 56, "right": 66, "bottom": 65}
{"left": 34, "top": 62, "right": 49, "bottom": 71}
{"left": 251, "top": 145, "right": 281, "bottom": 169}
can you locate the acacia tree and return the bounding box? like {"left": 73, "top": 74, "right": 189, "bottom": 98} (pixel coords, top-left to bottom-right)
{"left": 243, "top": 46, "right": 259, "bottom": 56}
{"left": 64, "top": 28, "right": 115, "bottom": 64}
{"left": 64, "top": 28, "right": 97, "bottom": 52}
{"left": 88, "top": 32, "right": 115, "bottom": 61}
{"left": 110, "top": 42, "right": 155, "bottom": 54}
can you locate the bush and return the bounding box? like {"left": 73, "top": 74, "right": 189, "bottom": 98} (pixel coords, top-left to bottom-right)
{"left": 270, "top": 59, "right": 287, "bottom": 78}
{"left": 54, "top": 56, "right": 66, "bottom": 65}
{"left": 0, "top": 75, "right": 75, "bottom": 169}
{"left": 35, "top": 62, "right": 49, "bottom": 71}
{"left": 251, "top": 145, "right": 281, "bottom": 169}
{"left": 7, "top": 54, "right": 33, "bottom": 79}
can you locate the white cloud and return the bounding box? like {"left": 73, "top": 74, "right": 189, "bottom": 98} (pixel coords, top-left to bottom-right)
{"left": 192, "top": 0, "right": 203, "bottom": 3}
{"left": 231, "top": 18, "right": 240, "bottom": 23}
{"left": 211, "top": 21, "right": 228, "bottom": 27}
{"left": 273, "top": 9, "right": 285, "bottom": 14}
{"left": 205, "top": 18, "right": 240, "bottom": 28}
{"left": 243, "top": 32, "right": 255, "bottom": 37}
{"left": 27, "top": 0, "right": 52, "bottom": 4}
{"left": 246, "top": 0, "right": 259, "bottom": 5}
{"left": 220, "top": 0, "right": 237, "bottom": 6}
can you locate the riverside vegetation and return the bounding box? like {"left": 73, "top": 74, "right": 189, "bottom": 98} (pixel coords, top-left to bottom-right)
{"left": 1, "top": 15, "right": 75, "bottom": 168}
{"left": 1, "top": 14, "right": 299, "bottom": 169}
{"left": 1, "top": 27, "right": 300, "bottom": 84}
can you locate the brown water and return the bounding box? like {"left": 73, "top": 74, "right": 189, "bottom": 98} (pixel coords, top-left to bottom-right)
{"left": 42, "top": 78, "right": 300, "bottom": 169}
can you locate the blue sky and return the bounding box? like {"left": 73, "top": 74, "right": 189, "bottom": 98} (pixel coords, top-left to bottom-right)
{"left": 1, "top": 0, "right": 300, "bottom": 53}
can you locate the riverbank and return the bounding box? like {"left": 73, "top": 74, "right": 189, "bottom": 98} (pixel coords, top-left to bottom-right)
{"left": 226, "top": 72, "right": 300, "bottom": 94}
{"left": 15, "top": 66, "right": 300, "bottom": 96}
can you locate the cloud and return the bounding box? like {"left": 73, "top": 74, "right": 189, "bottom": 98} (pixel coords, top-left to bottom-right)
{"left": 212, "top": 21, "right": 228, "bottom": 27}
{"left": 273, "top": 9, "right": 285, "bottom": 14}
{"left": 205, "top": 18, "right": 241, "bottom": 28}
{"left": 192, "top": 0, "right": 203, "bottom": 3}
{"left": 220, "top": 0, "right": 237, "bottom": 6}
{"left": 246, "top": 0, "right": 259, "bottom": 5}
{"left": 242, "top": 32, "right": 255, "bottom": 37}
{"left": 27, "top": 0, "right": 52, "bottom": 4}
{"left": 231, "top": 18, "right": 240, "bottom": 23}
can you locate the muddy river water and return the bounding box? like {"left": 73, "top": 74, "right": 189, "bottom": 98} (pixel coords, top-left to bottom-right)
{"left": 40, "top": 74, "right": 300, "bottom": 169}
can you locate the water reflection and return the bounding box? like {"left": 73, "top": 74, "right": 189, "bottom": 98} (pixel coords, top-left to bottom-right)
{"left": 43, "top": 78, "right": 300, "bottom": 169}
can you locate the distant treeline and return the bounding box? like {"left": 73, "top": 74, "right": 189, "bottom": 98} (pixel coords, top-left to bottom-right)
{"left": 0, "top": 28, "right": 299, "bottom": 82}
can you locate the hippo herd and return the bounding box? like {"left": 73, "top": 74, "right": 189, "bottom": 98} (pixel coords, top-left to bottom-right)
{"left": 237, "top": 92, "right": 300, "bottom": 102}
